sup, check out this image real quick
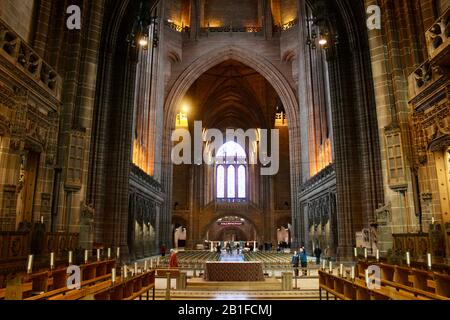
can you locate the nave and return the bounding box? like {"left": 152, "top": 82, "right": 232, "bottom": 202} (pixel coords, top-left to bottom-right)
{"left": 0, "top": 0, "right": 450, "bottom": 303}
{"left": 1, "top": 248, "right": 449, "bottom": 300}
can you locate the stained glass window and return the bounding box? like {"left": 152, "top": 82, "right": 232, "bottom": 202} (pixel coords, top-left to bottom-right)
{"left": 217, "top": 165, "right": 225, "bottom": 198}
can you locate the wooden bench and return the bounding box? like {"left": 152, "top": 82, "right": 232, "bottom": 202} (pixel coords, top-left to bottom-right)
{"left": 357, "top": 261, "right": 450, "bottom": 299}
{"left": 319, "top": 271, "right": 431, "bottom": 300}
{"left": 0, "top": 259, "right": 116, "bottom": 300}
{"left": 93, "top": 271, "right": 156, "bottom": 301}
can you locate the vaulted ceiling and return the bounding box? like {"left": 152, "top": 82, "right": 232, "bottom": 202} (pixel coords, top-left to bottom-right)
{"left": 185, "top": 60, "right": 280, "bottom": 130}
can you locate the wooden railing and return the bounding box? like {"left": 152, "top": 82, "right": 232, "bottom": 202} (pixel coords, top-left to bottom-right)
{"left": 393, "top": 231, "right": 446, "bottom": 262}
{"left": 0, "top": 232, "right": 30, "bottom": 262}
{"left": 200, "top": 26, "right": 263, "bottom": 34}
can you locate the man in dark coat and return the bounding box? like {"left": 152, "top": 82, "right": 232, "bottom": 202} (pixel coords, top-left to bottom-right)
{"left": 291, "top": 251, "right": 300, "bottom": 276}
{"left": 314, "top": 246, "right": 322, "bottom": 265}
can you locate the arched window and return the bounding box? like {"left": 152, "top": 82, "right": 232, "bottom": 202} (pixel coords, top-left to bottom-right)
{"left": 227, "top": 166, "right": 236, "bottom": 198}
{"left": 216, "top": 142, "right": 247, "bottom": 200}
{"left": 217, "top": 165, "right": 225, "bottom": 198}
{"left": 238, "top": 165, "right": 246, "bottom": 198}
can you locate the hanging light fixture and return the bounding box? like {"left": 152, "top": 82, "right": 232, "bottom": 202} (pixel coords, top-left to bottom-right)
{"left": 306, "top": 0, "right": 339, "bottom": 50}
{"left": 127, "top": 0, "right": 158, "bottom": 50}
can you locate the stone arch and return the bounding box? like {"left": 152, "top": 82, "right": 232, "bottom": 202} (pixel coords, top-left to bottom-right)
{"left": 200, "top": 213, "right": 260, "bottom": 242}
{"left": 161, "top": 45, "right": 302, "bottom": 247}
{"left": 164, "top": 46, "right": 299, "bottom": 126}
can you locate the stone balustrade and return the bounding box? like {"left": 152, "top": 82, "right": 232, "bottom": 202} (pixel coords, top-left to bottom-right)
{"left": 426, "top": 7, "right": 450, "bottom": 60}
{"left": 0, "top": 19, "right": 61, "bottom": 101}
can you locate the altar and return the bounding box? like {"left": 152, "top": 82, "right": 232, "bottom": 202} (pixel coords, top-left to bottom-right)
{"left": 204, "top": 261, "right": 264, "bottom": 282}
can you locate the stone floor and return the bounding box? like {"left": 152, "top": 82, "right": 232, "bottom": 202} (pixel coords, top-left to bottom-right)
{"left": 153, "top": 276, "right": 320, "bottom": 300}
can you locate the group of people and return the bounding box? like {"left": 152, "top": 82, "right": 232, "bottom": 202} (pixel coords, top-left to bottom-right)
{"left": 291, "top": 245, "right": 308, "bottom": 276}
{"left": 291, "top": 245, "right": 330, "bottom": 276}
{"left": 216, "top": 241, "right": 243, "bottom": 255}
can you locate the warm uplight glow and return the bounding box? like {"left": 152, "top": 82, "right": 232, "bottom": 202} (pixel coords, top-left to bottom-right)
{"left": 182, "top": 104, "right": 189, "bottom": 113}
{"left": 139, "top": 38, "right": 148, "bottom": 47}
{"left": 319, "top": 38, "right": 328, "bottom": 46}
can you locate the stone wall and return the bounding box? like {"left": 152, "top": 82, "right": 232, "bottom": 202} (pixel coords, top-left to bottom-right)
{"left": 0, "top": 0, "right": 35, "bottom": 42}
{"left": 204, "top": 0, "right": 259, "bottom": 27}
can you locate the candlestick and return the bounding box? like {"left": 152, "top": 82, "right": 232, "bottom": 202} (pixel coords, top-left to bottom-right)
{"left": 26, "top": 255, "right": 34, "bottom": 274}
{"left": 124, "top": 265, "right": 128, "bottom": 279}
{"left": 116, "top": 247, "right": 120, "bottom": 259}
{"left": 111, "top": 268, "right": 116, "bottom": 284}
{"left": 364, "top": 248, "right": 368, "bottom": 259}
{"left": 84, "top": 250, "right": 89, "bottom": 264}
{"left": 406, "top": 252, "right": 410, "bottom": 266}
{"left": 354, "top": 247, "right": 357, "bottom": 258}
{"left": 40, "top": 216, "right": 44, "bottom": 224}
{"left": 376, "top": 249, "right": 380, "bottom": 262}
{"left": 365, "top": 269, "right": 369, "bottom": 286}
{"left": 351, "top": 266, "right": 355, "bottom": 281}
{"left": 431, "top": 217, "right": 435, "bottom": 224}
{"left": 339, "top": 264, "right": 343, "bottom": 277}
{"left": 150, "top": 259, "right": 153, "bottom": 269}
{"left": 144, "top": 260, "right": 148, "bottom": 271}
{"left": 107, "top": 248, "right": 111, "bottom": 259}
{"left": 97, "top": 248, "right": 101, "bottom": 262}
{"left": 329, "top": 261, "right": 332, "bottom": 273}
{"left": 68, "top": 251, "right": 73, "bottom": 265}
{"left": 50, "top": 252, "right": 55, "bottom": 269}
{"left": 322, "top": 260, "right": 326, "bottom": 270}
{"left": 134, "top": 262, "right": 138, "bottom": 275}
{"left": 427, "top": 253, "right": 432, "bottom": 270}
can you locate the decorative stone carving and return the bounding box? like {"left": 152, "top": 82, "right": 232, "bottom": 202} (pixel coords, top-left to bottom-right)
{"left": 411, "top": 101, "right": 450, "bottom": 158}
{"left": 81, "top": 202, "right": 95, "bottom": 222}
{"left": 425, "top": 7, "right": 450, "bottom": 59}
{"left": 131, "top": 165, "right": 162, "bottom": 192}
{"left": 0, "top": 20, "right": 61, "bottom": 98}
{"left": 375, "top": 203, "right": 391, "bottom": 226}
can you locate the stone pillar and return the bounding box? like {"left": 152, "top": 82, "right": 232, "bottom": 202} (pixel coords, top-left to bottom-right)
{"left": 282, "top": 272, "right": 293, "bottom": 290}
{"left": 33, "top": 0, "right": 52, "bottom": 57}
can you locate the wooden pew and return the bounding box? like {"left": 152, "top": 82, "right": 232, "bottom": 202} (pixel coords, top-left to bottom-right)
{"left": 357, "top": 261, "right": 450, "bottom": 299}
{"left": 0, "top": 259, "right": 116, "bottom": 300}
{"left": 319, "top": 271, "right": 431, "bottom": 300}
{"left": 44, "top": 270, "right": 156, "bottom": 301}
{"left": 93, "top": 271, "right": 156, "bottom": 301}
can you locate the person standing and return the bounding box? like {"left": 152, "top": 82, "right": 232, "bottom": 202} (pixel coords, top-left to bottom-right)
{"left": 160, "top": 244, "right": 166, "bottom": 257}
{"left": 299, "top": 247, "right": 308, "bottom": 276}
{"left": 314, "top": 246, "right": 322, "bottom": 265}
{"left": 291, "top": 251, "right": 300, "bottom": 277}
{"left": 169, "top": 249, "right": 178, "bottom": 268}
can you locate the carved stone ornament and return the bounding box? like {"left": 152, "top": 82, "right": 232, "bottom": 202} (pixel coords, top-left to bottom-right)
{"left": 81, "top": 202, "right": 95, "bottom": 221}
{"left": 375, "top": 203, "right": 391, "bottom": 226}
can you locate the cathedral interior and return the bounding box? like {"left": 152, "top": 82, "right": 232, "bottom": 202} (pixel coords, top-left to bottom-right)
{"left": 0, "top": 0, "right": 449, "bottom": 301}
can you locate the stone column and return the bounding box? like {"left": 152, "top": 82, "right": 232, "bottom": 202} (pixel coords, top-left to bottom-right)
{"left": 33, "top": 0, "right": 52, "bottom": 57}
